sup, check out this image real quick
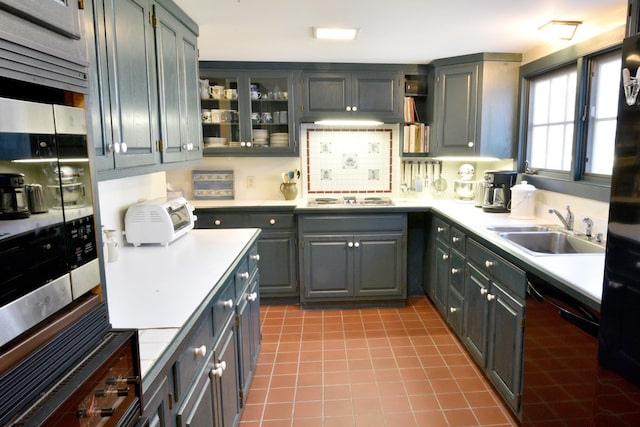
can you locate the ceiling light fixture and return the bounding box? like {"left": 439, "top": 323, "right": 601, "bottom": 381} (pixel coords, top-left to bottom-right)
{"left": 538, "top": 20, "right": 582, "bottom": 41}
{"left": 313, "top": 27, "right": 359, "bottom": 40}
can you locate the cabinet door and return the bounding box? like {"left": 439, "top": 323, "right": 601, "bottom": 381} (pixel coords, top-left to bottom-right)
{"left": 154, "top": 4, "right": 201, "bottom": 164}
{"left": 303, "top": 73, "right": 350, "bottom": 116}
{"left": 352, "top": 72, "right": 400, "bottom": 120}
{"left": 0, "top": 0, "right": 81, "bottom": 40}
{"left": 237, "top": 277, "right": 260, "bottom": 406}
{"left": 463, "top": 262, "right": 490, "bottom": 367}
{"left": 301, "top": 234, "right": 351, "bottom": 300}
{"left": 355, "top": 233, "right": 405, "bottom": 298}
{"left": 257, "top": 231, "right": 297, "bottom": 296}
{"left": 433, "top": 63, "right": 478, "bottom": 156}
{"left": 200, "top": 71, "right": 245, "bottom": 151}
{"left": 212, "top": 322, "right": 240, "bottom": 427}
{"left": 103, "top": 0, "right": 159, "bottom": 170}
{"left": 433, "top": 241, "right": 450, "bottom": 316}
{"left": 176, "top": 360, "right": 215, "bottom": 427}
{"left": 144, "top": 376, "right": 171, "bottom": 427}
{"left": 486, "top": 281, "right": 524, "bottom": 414}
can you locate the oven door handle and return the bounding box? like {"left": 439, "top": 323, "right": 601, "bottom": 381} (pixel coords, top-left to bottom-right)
{"left": 528, "top": 280, "right": 599, "bottom": 338}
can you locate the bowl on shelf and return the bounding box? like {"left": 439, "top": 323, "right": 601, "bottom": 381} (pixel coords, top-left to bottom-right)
{"left": 204, "top": 137, "right": 227, "bottom": 147}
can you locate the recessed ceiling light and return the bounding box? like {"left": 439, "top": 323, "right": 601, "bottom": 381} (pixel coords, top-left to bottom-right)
{"left": 313, "top": 27, "right": 359, "bottom": 40}
{"left": 538, "top": 20, "right": 582, "bottom": 41}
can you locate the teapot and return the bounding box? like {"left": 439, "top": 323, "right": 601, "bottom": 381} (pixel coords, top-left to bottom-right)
{"left": 199, "top": 79, "right": 210, "bottom": 100}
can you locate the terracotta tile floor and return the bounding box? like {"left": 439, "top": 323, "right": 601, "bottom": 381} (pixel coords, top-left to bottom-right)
{"left": 239, "top": 296, "right": 519, "bottom": 427}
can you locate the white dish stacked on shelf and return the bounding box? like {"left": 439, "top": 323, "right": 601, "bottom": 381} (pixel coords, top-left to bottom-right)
{"left": 271, "top": 133, "right": 288, "bottom": 147}
{"left": 253, "top": 129, "right": 269, "bottom": 146}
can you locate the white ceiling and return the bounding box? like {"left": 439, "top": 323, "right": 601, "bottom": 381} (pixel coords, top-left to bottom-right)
{"left": 174, "top": 0, "right": 627, "bottom": 64}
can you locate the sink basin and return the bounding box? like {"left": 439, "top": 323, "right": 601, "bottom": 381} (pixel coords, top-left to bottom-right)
{"left": 486, "top": 225, "right": 556, "bottom": 233}
{"left": 498, "top": 231, "right": 605, "bottom": 255}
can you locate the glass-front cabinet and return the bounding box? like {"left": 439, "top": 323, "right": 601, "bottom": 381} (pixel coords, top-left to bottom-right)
{"left": 199, "top": 67, "right": 298, "bottom": 156}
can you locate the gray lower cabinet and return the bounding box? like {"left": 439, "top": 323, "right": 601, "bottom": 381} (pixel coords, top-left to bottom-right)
{"left": 141, "top": 241, "right": 260, "bottom": 427}
{"left": 195, "top": 208, "right": 298, "bottom": 300}
{"left": 85, "top": 0, "right": 201, "bottom": 178}
{"left": 463, "top": 238, "right": 525, "bottom": 416}
{"left": 430, "top": 53, "right": 521, "bottom": 158}
{"left": 301, "top": 71, "right": 402, "bottom": 122}
{"left": 298, "top": 214, "right": 407, "bottom": 304}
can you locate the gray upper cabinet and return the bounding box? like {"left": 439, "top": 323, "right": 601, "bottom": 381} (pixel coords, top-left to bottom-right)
{"left": 154, "top": 2, "right": 202, "bottom": 163}
{"left": 301, "top": 71, "right": 402, "bottom": 122}
{"left": 85, "top": 0, "right": 201, "bottom": 179}
{"left": 430, "top": 53, "right": 521, "bottom": 158}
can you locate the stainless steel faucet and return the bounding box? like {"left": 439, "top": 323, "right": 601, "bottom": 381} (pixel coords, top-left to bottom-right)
{"left": 583, "top": 217, "right": 594, "bottom": 239}
{"left": 549, "top": 205, "right": 574, "bottom": 230}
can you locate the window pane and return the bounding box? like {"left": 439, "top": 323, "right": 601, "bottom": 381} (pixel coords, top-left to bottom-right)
{"left": 586, "top": 51, "right": 620, "bottom": 176}
{"left": 527, "top": 66, "right": 577, "bottom": 171}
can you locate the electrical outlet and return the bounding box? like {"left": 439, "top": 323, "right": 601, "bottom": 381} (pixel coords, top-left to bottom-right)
{"left": 246, "top": 176, "right": 255, "bottom": 189}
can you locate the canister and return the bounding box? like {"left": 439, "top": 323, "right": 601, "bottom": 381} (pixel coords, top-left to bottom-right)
{"left": 510, "top": 181, "right": 537, "bottom": 219}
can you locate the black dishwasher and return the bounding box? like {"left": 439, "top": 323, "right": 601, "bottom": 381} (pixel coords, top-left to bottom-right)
{"left": 522, "top": 277, "right": 600, "bottom": 426}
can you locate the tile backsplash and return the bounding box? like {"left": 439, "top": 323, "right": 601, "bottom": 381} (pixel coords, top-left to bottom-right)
{"left": 301, "top": 124, "right": 399, "bottom": 195}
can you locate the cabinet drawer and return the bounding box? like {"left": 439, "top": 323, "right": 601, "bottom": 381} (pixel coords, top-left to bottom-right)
{"left": 433, "top": 217, "right": 450, "bottom": 243}
{"left": 467, "top": 239, "right": 525, "bottom": 298}
{"left": 450, "top": 227, "right": 466, "bottom": 253}
{"left": 196, "top": 213, "right": 243, "bottom": 229}
{"left": 300, "top": 214, "right": 406, "bottom": 233}
{"left": 174, "top": 311, "right": 214, "bottom": 403}
{"left": 212, "top": 276, "right": 236, "bottom": 339}
{"left": 247, "top": 243, "right": 259, "bottom": 276}
{"left": 246, "top": 213, "right": 295, "bottom": 229}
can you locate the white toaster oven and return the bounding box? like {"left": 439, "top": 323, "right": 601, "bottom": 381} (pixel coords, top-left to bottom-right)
{"left": 124, "top": 197, "right": 196, "bottom": 246}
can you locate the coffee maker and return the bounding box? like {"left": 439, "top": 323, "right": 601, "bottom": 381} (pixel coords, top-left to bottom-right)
{"left": 482, "top": 170, "right": 517, "bottom": 213}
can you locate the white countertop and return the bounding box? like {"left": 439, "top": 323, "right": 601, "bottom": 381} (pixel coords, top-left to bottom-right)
{"left": 104, "top": 228, "right": 260, "bottom": 377}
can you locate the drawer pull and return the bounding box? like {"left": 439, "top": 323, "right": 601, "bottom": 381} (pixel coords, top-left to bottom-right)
{"left": 452, "top": 236, "right": 460, "bottom": 243}
{"left": 247, "top": 292, "right": 258, "bottom": 302}
{"left": 269, "top": 218, "right": 276, "bottom": 225}
{"left": 485, "top": 260, "right": 494, "bottom": 268}
{"left": 216, "top": 361, "right": 227, "bottom": 371}
{"left": 442, "top": 254, "right": 449, "bottom": 260}
{"left": 487, "top": 294, "right": 496, "bottom": 301}
{"left": 451, "top": 268, "right": 459, "bottom": 274}
{"left": 480, "top": 288, "right": 488, "bottom": 295}
{"left": 348, "top": 242, "right": 354, "bottom": 248}
{"left": 437, "top": 226, "right": 445, "bottom": 233}
{"left": 211, "top": 367, "right": 223, "bottom": 378}
{"left": 194, "top": 345, "right": 207, "bottom": 357}
{"left": 214, "top": 219, "right": 221, "bottom": 226}
{"left": 250, "top": 254, "right": 260, "bottom": 261}
{"left": 238, "top": 272, "right": 250, "bottom": 280}
{"left": 354, "top": 242, "right": 360, "bottom": 248}
{"left": 223, "top": 299, "right": 233, "bottom": 309}
{"left": 450, "top": 307, "right": 458, "bottom": 313}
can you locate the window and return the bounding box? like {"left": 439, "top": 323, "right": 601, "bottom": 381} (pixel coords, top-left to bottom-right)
{"left": 585, "top": 51, "right": 621, "bottom": 176}
{"left": 519, "top": 34, "right": 622, "bottom": 202}
{"left": 528, "top": 66, "right": 577, "bottom": 172}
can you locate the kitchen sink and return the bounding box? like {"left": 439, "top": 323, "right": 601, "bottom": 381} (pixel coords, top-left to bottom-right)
{"left": 497, "top": 231, "right": 605, "bottom": 255}
{"left": 485, "top": 225, "right": 556, "bottom": 233}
